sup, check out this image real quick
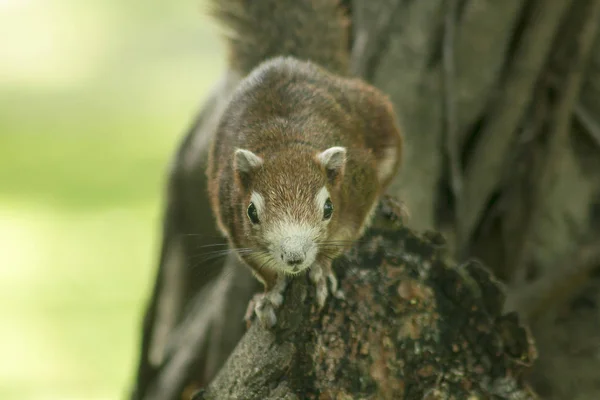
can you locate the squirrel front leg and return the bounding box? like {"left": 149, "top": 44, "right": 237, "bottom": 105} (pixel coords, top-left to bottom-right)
{"left": 246, "top": 260, "right": 342, "bottom": 328}
{"left": 309, "top": 259, "right": 344, "bottom": 309}
{"left": 245, "top": 267, "right": 290, "bottom": 328}
{"left": 249, "top": 275, "right": 290, "bottom": 328}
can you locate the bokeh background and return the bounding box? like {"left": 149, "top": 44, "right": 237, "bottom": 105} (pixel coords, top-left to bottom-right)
{"left": 0, "top": 1, "right": 223, "bottom": 398}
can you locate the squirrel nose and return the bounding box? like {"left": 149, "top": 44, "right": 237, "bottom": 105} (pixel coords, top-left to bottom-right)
{"left": 287, "top": 257, "right": 304, "bottom": 266}
{"left": 280, "top": 237, "right": 307, "bottom": 267}
{"left": 281, "top": 252, "right": 305, "bottom": 266}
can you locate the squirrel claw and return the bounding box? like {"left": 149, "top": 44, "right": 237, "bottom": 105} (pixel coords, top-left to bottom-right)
{"left": 327, "top": 270, "right": 345, "bottom": 299}
{"left": 245, "top": 291, "right": 282, "bottom": 328}
{"left": 309, "top": 262, "right": 342, "bottom": 309}
{"left": 255, "top": 294, "right": 278, "bottom": 328}
{"left": 245, "top": 276, "right": 288, "bottom": 329}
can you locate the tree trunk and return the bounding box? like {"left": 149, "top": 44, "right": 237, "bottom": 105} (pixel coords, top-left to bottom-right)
{"left": 129, "top": 0, "right": 600, "bottom": 399}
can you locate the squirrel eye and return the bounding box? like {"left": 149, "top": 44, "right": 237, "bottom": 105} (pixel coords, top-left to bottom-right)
{"left": 323, "top": 198, "right": 334, "bottom": 220}
{"left": 247, "top": 202, "right": 260, "bottom": 224}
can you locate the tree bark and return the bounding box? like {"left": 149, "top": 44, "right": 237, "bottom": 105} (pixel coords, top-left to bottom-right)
{"left": 196, "top": 197, "right": 539, "bottom": 400}
{"left": 130, "top": 0, "right": 600, "bottom": 399}
{"left": 137, "top": 197, "right": 539, "bottom": 400}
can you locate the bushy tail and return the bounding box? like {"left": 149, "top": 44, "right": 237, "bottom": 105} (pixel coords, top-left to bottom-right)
{"left": 208, "top": 0, "right": 350, "bottom": 76}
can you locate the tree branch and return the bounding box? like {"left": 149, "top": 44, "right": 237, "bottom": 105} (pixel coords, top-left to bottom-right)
{"left": 453, "top": 0, "right": 527, "bottom": 142}
{"left": 144, "top": 197, "right": 538, "bottom": 400}
{"left": 504, "top": 239, "right": 600, "bottom": 321}
{"left": 350, "top": 0, "right": 403, "bottom": 79}
{"left": 142, "top": 257, "right": 259, "bottom": 400}
{"left": 459, "top": 0, "right": 571, "bottom": 244}
{"left": 574, "top": 101, "right": 600, "bottom": 149}
{"left": 441, "top": 0, "right": 464, "bottom": 258}
{"left": 510, "top": 0, "right": 600, "bottom": 285}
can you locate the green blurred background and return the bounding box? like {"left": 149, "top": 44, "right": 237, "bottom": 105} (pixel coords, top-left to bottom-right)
{"left": 0, "top": 1, "right": 223, "bottom": 398}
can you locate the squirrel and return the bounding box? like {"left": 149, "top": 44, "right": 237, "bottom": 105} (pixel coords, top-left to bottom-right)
{"left": 206, "top": 0, "right": 404, "bottom": 328}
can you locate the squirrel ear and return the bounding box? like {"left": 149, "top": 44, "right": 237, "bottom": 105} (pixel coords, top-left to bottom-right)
{"left": 317, "top": 146, "right": 346, "bottom": 183}
{"left": 234, "top": 148, "right": 263, "bottom": 174}
{"left": 234, "top": 149, "right": 263, "bottom": 188}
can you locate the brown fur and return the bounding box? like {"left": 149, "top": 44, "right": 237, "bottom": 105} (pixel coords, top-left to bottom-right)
{"left": 207, "top": 57, "right": 403, "bottom": 289}
{"left": 207, "top": 0, "right": 350, "bottom": 76}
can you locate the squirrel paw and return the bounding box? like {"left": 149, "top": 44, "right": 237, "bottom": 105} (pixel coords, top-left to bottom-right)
{"left": 254, "top": 291, "right": 283, "bottom": 328}
{"left": 244, "top": 277, "right": 288, "bottom": 328}
{"left": 309, "top": 262, "right": 344, "bottom": 309}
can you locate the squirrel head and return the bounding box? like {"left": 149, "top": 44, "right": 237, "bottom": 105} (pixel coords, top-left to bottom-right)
{"left": 232, "top": 146, "right": 346, "bottom": 275}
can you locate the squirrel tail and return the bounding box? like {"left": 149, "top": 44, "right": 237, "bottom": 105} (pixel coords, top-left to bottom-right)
{"left": 208, "top": 0, "right": 351, "bottom": 76}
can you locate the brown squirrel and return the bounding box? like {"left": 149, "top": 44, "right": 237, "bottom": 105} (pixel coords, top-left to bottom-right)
{"left": 206, "top": 0, "right": 404, "bottom": 327}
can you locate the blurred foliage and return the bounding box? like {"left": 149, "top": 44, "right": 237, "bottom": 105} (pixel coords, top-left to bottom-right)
{"left": 0, "top": 1, "right": 224, "bottom": 399}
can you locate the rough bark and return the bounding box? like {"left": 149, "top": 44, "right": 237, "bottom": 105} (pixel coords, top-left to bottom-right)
{"left": 147, "top": 197, "right": 539, "bottom": 400}
{"left": 197, "top": 197, "right": 538, "bottom": 400}
{"left": 130, "top": 0, "right": 600, "bottom": 399}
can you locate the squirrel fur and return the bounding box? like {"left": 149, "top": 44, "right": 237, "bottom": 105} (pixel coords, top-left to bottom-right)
{"left": 206, "top": 0, "right": 403, "bottom": 327}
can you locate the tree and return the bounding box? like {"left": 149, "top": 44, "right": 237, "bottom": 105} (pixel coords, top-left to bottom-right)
{"left": 129, "top": 1, "right": 600, "bottom": 399}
